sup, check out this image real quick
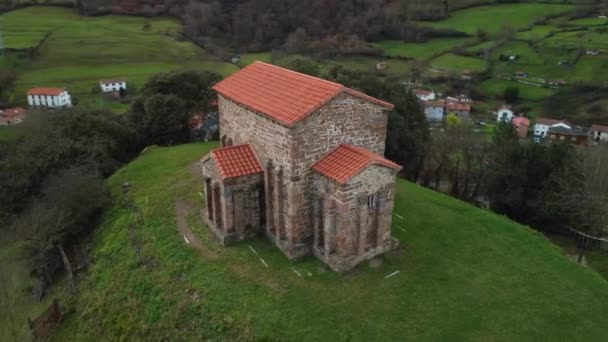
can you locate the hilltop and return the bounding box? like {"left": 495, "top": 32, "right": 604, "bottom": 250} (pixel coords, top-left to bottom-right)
{"left": 48, "top": 142, "right": 608, "bottom": 340}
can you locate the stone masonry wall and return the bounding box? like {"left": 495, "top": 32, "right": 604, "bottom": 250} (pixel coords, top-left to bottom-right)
{"left": 287, "top": 93, "right": 389, "bottom": 250}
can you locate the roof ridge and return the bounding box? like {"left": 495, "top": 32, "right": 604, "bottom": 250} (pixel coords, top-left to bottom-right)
{"left": 253, "top": 61, "right": 345, "bottom": 89}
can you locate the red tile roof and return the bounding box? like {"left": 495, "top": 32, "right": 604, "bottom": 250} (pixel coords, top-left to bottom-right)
{"left": 446, "top": 102, "right": 470, "bottom": 112}
{"left": 512, "top": 116, "right": 530, "bottom": 127}
{"left": 535, "top": 117, "right": 571, "bottom": 126}
{"left": 213, "top": 62, "right": 394, "bottom": 126}
{"left": 414, "top": 89, "right": 433, "bottom": 96}
{"left": 1, "top": 107, "right": 26, "bottom": 119}
{"left": 210, "top": 144, "right": 263, "bottom": 180}
{"left": 27, "top": 87, "right": 65, "bottom": 96}
{"left": 591, "top": 124, "right": 608, "bottom": 133}
{"left": 312, "top": 144, "right": 401, "bottom": 184}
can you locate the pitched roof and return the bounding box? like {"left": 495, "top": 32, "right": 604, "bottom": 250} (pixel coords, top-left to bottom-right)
{"left": 414, "top": 89, "right": 434, "bottom": 96}
{"left": 312, "top": 144, "right": 401, "bottom": 184}
{"left": 548, "top": 126, "right": 587, "bottom": 136}
{"left": 0, "top": 107, "right": 26, "bottom": 119}
{"left": 212, "top": 62, "right": 393, "bottom": 126}
{"left": 210, "top": 144, "right": 263, "bottom": 180}
{"left": 535, "top": 117, "right": 571, "bottom": 126}
{"left": 591, "top": 124, "right": 608, "bottom": 133}
{"left": 100, "top": 78, "right": 126, "bottom": 84}
{"left": 446, "top": 102, "right": 470, "bottom": 112}
{"left": 27, "top": 87, "right": 65, "bottom": 96}
{"left": 512, "top": 116, "right": 530, "bottom": 127}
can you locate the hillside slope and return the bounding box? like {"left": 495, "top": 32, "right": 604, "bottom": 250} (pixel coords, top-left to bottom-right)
{"left": 55, "top": 142, "right": 608, "bottom": 341}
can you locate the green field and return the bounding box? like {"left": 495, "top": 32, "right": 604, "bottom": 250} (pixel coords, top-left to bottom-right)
{"left": 568, "top": 17, "right": 608, "bottom": 27}
{"left": 373, "top": 38, "right": 472, "bottom": 60}
{"left": 430, "top": 53, "right": 487, "bottom": 72}
{"left": 41, "top": 142, "right": 608, "bottom": 340}
{"left": 0, "top": 7, "right": 239, "bottom": 108}
{"left": 515, "top": 25, "right": 557, "bottom": 40}
{"left": 417, "top": 3, "right": 574, "bottom": 35}
{"left": 479, "top": 78, "right": 557, "bottom": 101}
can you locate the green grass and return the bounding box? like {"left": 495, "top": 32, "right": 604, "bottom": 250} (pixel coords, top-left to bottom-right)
{"left": 568, "top": 17, "right": 608, "bottom": 27}
{"left": 0, "top": 7, "right": 239, "bottom": 108}
{"left": 51, "top": 142, "right": 608, "bottom": 340}
{"left": 0, "top": 125, "right": 21, "bottom": 142}
{"left": 479, "top": 78, "right": 557, "bottom": 101}
{"left": 239, "top": 52, "right": 273, "bottom": 66}
{"left": 515, "top": 25, "right": 557, "bottom": 40}
{"left": 373, "top": 38, "right": 472, "bottom": 60}
{"left": 416, "top": 3, "right": 574, "bottom": 35}
{"left": 430, "top": 53, "right": 487, "bottom": 72}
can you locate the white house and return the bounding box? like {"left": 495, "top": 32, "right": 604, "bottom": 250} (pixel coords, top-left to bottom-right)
{"left": 495, "top": 105, "right": 514, "bottom": 122}
{"left": 414, "top": 89, "right": 436, "bottom": 101}
{"left": 27, "top": 88, "right": 72, "bottom": 109}
{"left": 424, "top": 100, "right": 445, "bottom": 122}
{"left": 533, "top": 118, "right": 571, "bottom": 138}
{"left": 99, "top": 79, "right": 127, "bottom": 93}
{"left": 590, "top": 124, "right": 608, "bottom": 142}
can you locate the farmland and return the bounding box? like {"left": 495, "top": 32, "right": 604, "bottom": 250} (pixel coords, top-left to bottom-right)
{"left": 0, "top": 7, "right": 238, "bottom": 109}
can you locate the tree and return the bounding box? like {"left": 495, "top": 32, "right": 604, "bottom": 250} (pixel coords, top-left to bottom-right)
{"left": 446, "top": 112, "right": 462, "bottom": 128}
{"left": 284, "top": 27, "right": 311, "bottom": 53}
{"left": 279, "top": 56, "right": 321, "bottom": 77}
{"left": 130, "top": 94, "right": 188, "bottom": 146}
{"left": 504, "top": 86, "right": 520, "bottom": 103}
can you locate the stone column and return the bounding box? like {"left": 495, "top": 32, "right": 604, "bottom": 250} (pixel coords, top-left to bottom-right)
{"left": 222, "top": 187, "right": 235, "bottom": 234}
{"left": 323, "top": 196, "right": 335, "bottom": 260}
{"left": 264, "top": 161, "right": 274, "bottom": 235}
{"left": 358, "top": 195, "right": 369, "bottom": 255}
{"left": 313, "top": 194, "right": 322, "bottom": 249}
{"left": 212, "top": 184, "right": 222, "bottom": 230}
{"left": 204, "top": 178, "right": 213, "bottom": 221}
{"left": 276, "top": 167, "right": 284, "bottom": 243}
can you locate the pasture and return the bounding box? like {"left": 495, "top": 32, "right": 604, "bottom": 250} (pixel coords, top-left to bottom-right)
{"left": 430, "top": 53, "right": 487, "bottom": 72}
{"left": 479, "top": 78, "right": 557, "bottom": 101}
{"left": 416, "top": 3, "right": 574, "bottom": 35}
{"left": 372, "top": 37, "right": 472, "bottom": 60}
{"left": 0, "top": 7, "right": 238, "bottom": 108}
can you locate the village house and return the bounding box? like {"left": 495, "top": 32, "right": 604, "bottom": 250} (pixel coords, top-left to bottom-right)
{"left": 99, "top": 79, "right": 127, "bottom": 93}
{"left": 495, "top": 105, "right": 514, "bottom": 122}
{"left": 200, "top": 62, "right": 401, "bottom": 272}
{"left": 446, "top": 101, "right": 471, "bottom": 120}
{"left": 512, "top": 116, "right": 530, "bottom": 138}
{"left": 446, "top": 94, "right": 472, "bottom": 103}
{"left": 590, "top": 124, "right": 608, "bottom": 142}
{"left": 423, "top": 100, "right": 445, "bottom": 122}
{"left": 27, "top": 88, "right": 72, "bottom": 109}
{"left": 586, "top": 49, "right": 600, "bottom": 56}
{"left": 461, "top": 70, "right": 473, "bottom": 80}
{"left": 376, "top": 62, "right": 387, "bottom": 71}
{"left": 548, "top": 126, "right": 588, "bottom": 145}
{"left": 0, "top": 107, "right": 27, "bottom": 125}
{"left": 414, "top": 89, "right": 436, "bottom": 101}
{"left": 533, "top": 118, "right": 571, "bottom": 138}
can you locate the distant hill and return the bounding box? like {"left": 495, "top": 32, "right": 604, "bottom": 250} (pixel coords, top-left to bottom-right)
{"left": 53, "top": 142, "right": 608, "bottom": 340}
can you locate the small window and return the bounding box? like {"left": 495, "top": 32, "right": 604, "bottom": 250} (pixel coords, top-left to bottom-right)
{"left": 367, "top": 194, "right": 377, "bottom": 209}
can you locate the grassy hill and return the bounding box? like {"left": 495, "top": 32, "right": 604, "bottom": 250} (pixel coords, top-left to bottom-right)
{"left": 49, "top": 142, "right": 608, "bottom": 340}
{"left": 0, "top": 6, "right": 238, "bottom": 109}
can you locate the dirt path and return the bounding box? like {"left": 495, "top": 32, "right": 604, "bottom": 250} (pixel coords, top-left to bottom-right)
{"left": 175, "top": 198, "right": 219, "bottom": 259}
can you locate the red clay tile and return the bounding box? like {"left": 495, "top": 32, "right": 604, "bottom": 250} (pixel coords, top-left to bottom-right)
{"left": 27, "top": 87, "right": 65, "bottom": 96}
{"left": 312, "top": 144, "right": 401, "bottom": 184}
{"left": 213, "top": 62, "right": 393, "bottom": 126}
{"left": 211, "top": 144, "right": 263, "bottom": 180}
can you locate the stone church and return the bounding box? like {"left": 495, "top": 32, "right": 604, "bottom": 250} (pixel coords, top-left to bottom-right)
{"left": 200, "top": 62, "right": 401, "bottom": 271}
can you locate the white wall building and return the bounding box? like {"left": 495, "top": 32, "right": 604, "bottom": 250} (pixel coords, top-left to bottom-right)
{"left": 99, "top": 79, "right": 127, "bottom": 93}
{"left": 495, "top": 106, "right": 514, "bottom": 122}
{"left": 533, "top": 118, "right": 571, "bottom": 138}
{"left": 414, "top": 89, "right": 436, "bottom": 101}
{"left": 590, "top": 124, "right": 608, "bottom": 142}
{"left": 27, "top": 88, "right": 72, "bottom": 109}
{"left": 424, "top": 101, "right": 445, "bottom": 122}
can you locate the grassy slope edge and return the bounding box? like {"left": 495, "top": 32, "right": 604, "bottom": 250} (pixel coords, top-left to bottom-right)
{"left": 55, "top": 143, "right": 608, "bottom": 340}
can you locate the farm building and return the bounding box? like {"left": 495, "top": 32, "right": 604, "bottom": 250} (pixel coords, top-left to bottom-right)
{"left": 99, "top": 79, "right": 127, "bottom": 93}
{"left": 446, "top": 102, "right": 471, "bottom": 119}
{"left": 512, "top": 116, "right": 530, "bottom": 138}
{"left": 423, "top": 100, "right": 445, "bottom": 122}
{"left": 548, "top": 126, "right": 588, "bottom": 145}
{"left": 0, "top": 107, "right": 27, "bottom": 125}
{"left": 590, "top": 124, "right": 608, "bottom": 142}
{"left": 414, "top": 89, "right": 436, "bottom": 101}
{"left": 27, "top": 88, "right": 72, "bottom": 109}
{"left": 495, "top": 105, "right": 514, "bottom": 122}
{"left": 533, "top": 118, "right": 571, "bottom": 138}
{"left": 200, "top": 62, "right": 401, "bottom": 272}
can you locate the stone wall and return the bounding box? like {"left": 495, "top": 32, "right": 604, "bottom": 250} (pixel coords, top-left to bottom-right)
{"left": 287, "top": 93, "right": 389, "bottom": 252}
